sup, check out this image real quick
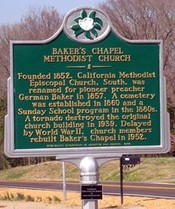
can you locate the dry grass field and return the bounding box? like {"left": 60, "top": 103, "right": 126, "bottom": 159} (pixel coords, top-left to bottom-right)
{"left": 0, "top": 158, "right": 175, "bottom": 183}
{"left": 0, "top": 187, "right": 175, "bottom": 209}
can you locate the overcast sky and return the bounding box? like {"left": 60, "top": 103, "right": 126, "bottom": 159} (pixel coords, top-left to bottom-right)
{"left": 0, "top": 0, "right": 105, "bottom": 24}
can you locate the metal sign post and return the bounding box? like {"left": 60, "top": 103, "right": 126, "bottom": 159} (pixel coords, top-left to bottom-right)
{"left": 120, "top": 157, "right": 124, "bottom": 205}
{"left": 80, "top": 157, "right": 99, "bottom": 209}
{"left": 62, "top": 161, "right": 67, "bottom": 201}
{"left": 58, "top": 156, "right": 120, "bottom": 209}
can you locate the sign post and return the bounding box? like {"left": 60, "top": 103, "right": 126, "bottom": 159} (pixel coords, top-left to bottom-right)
{"left": 62, "top": 161, "right": 67, "bottom": 201}
{"left": 80, "top": 157, "right": 99, "bottom": 209}
{"left": 120, "top": 157, "right": 124, "bottom": 205}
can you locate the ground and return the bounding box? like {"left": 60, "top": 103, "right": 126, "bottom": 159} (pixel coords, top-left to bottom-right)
{"left": 0, "top": 188, "right": 175, "bottom": 209}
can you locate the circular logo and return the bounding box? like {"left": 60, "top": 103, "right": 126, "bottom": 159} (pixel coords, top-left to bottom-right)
{"left": 64, "top": 7, "right": 111, "bottom": 43}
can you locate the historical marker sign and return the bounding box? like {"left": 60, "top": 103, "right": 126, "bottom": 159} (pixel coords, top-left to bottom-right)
{"left": 5, "top": 7, "right": 170, "bottom": 158}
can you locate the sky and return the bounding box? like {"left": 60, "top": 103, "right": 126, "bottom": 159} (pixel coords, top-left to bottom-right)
{"left": 0, "top": 0, "right": 105, "bottom": 24}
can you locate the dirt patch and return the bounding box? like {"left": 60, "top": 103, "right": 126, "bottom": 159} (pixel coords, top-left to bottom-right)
{"left": 0, "top": 201, "right": 78, "bottom": 209}
{"left": 0, "top": 188, "right": 175, "bottom": 209}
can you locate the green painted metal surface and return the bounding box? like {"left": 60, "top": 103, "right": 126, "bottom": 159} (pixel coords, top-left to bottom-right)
{"left": 13, "top": 30, "right": 161, "bottom": 150}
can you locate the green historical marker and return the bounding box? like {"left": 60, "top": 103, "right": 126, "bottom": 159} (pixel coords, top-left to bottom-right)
{"left": 5, "top": 7, "right": 170, "bottom": 157}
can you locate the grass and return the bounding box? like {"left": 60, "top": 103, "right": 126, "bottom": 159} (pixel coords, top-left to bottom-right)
{"left": 16, "top": 193, "right": 26, "bottom": 201}
{"left": 0, "top": 157, "right": 175, "bottom": 183}
{"left": 0, "top": 165, "right": 34, "bottom": 180}
{"left": 0, "top": 191, "right": 61, "bottom": 203}
{"left": 99, "top": 157, "right": 175, "bottom": 183}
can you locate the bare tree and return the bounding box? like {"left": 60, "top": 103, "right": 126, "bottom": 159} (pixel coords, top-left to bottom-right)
{"left": 100, "top": 0, "right": 175, "bottom": 103}
{"left": 0, "top": 7, "right": 62, "bottom": 99}
{"left": 20, "top": 7, "right": 62, "bottom": 40}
